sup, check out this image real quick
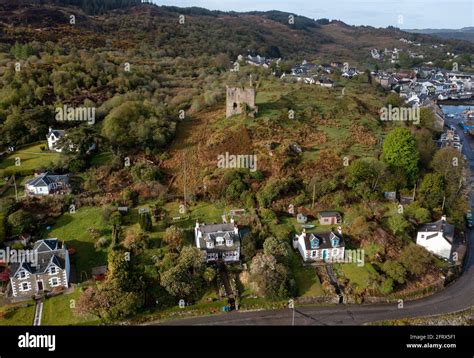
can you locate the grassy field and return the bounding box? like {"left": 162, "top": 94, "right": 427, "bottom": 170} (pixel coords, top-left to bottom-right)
{"left": 42, "top": 288, "right": 99, "bottom": 325}
{"left": 335, "top": 262, "right": 380, "bottom": 294}
{"left": 90, "top": 151, "right": 113, "bottom": 167}
{"left": 46, "top": 207, "right": 110, "bottom": 281}
{"left": 44, "top": 201, "right": 232, "bottom": 280}
{"left": 293, "top": 264, "right": 325, "bottom": 297}
{"left": 0, "top": 142, "right": 60, "bottom": 177}
{"left": 0, "top": 301, "right": 35, "bottom": 326}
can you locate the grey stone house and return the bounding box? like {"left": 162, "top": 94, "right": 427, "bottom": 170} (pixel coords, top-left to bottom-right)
{"left": 9, "top": 239, "right": 70, "bottom": 298}
{"left": 195, "top": 220, "right": 241, "bottom": 263}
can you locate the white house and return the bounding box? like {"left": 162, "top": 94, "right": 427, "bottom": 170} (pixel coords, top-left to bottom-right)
{"left": 416, "top": 215, "right": 454, "bottom": 260}
{"left": 25, "top": 172, "right": 70, "bottom": 196}
{"left": 195, "top": 220, "right": 240, "bottom": 263}
{"left": 293, "top": 229, "right": 345, "bottom": 263}
{"left": 46, "top": 127, "right": 66, "bottom": 152}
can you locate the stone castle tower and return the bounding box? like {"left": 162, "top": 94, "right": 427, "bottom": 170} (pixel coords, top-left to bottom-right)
{"left": 225, "top": 77, "right": 257, "bottom": 118}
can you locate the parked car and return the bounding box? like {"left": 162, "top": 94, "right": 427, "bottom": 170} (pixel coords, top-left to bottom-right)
{"left": 466, "top": 211, "right": 473, "bottom": 228}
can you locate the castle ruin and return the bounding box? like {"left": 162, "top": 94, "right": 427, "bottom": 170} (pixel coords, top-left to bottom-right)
{"left": 225, "top": 85, "right": 257, "bottom": 118}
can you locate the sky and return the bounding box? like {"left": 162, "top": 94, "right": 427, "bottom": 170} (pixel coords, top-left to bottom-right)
{"left": 152, "top": 0, "right": 474, "bottom": 29}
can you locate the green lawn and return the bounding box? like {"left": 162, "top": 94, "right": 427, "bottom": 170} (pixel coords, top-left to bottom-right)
{"left": 163, "top": 201, "right": 230, "bottom": 228}
{"left": 42, "top": 288, "right": 99, "bottom": 325}
{"left": 0, "top": 142, "right": 60, "bottom": 177}
{"left": 90, "top": 151, "right": 113, "bottom": 167}
{"left": 294, "top": 265, "right": 325, "bottom": 297}
{"left": 47, "top": 207, "right": 109, "bottom": 281}
{"left": 0, "top": 301, "right": 35, "bottom": 326}
{"left": 335, "top": 262, "right": 380, "bottom": 293}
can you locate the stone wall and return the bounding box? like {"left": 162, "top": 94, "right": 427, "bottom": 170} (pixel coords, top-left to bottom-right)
{"left": 226, "top": 87, "right": 256, "bottom": 118}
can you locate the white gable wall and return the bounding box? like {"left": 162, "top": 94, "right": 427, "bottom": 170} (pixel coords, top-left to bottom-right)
{"left": 416, "top": 231, "right": 452, "bottom": 259}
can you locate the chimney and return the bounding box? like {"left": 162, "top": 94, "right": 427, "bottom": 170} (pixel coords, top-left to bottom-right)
{"left": 195, "top": 221, "right": 200, "bottom": 229}
{"left": 302, "top": 228, "right": 306, "bottom": 237}
{"left": 337, "top": 226, "right": 342, "bottom": 236}
{"left": 233, "top": 225, "right": 238, "bottom": 235}
{"left": 230, "top": 217, "right": 235, "bottom": 224}
{"left": 441, "top": 215, "right": 447, "bottom": 222}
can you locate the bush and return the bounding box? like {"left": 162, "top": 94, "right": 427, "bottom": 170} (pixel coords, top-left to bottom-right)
{"left": 400, "top": 245, "right": 432, "bottom": 276}
{"left": 241, "top": 233, "right": 256, "bottom": 262}
{"left": 7, "top": 209, "right": 34, "bottom": 236}
{"left": 95, "top": 237, "right": 109, "bottom": 249}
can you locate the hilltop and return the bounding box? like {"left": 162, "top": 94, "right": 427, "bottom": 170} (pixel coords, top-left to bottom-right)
{"left": 1, "top": 1, "right": 473, "bottom": 61}
{"left": 405, "top": 27, "right": 474, "bottom": 43}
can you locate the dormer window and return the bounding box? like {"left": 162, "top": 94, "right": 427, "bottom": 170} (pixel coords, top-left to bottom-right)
{"left": 310, "top": 237, "right": 319, "bottom": 249}
{"left": 226, "top": 239, "right": 233, "bottom": 247}
{"left": 206, "top": 241, "right": 214, "bottom": 249}
{"left": 216, "top": 237, "right": 224, "bottom": 246}
{"left": 49, "top": 266, "right": 57, "bottom": 275}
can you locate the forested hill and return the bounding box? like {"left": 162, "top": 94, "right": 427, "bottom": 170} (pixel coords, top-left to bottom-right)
{"left": 2, "top": 0, "right": 142, "bottom": 15}
{"left": 1, "top": 1, "right": 473, "bottom": 60}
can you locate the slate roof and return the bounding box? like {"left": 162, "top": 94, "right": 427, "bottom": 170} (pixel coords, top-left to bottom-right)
{"left": 304, "top": 232, "right": 344, "bottom": 250}
{"left": 196, "top": 223, "right": 240, "bottom": 252}
{"left": 48, "top": 128, "right": 65, "bottom": 139}
{"left": 10, "top": 239, "right": 67, "bottom": 277}
{"left": 25, "top": 172, "right": 69, "bottom": 188}
{"left": 318, "top": 211, "right": 340, "bottom": 218}
{"left": 418, "top": 219, "right": 455, "bottom": 244}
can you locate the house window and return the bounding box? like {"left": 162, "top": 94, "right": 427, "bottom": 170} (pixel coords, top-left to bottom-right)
{"left": 50, "top": 277, "right": 60, "bottom": 287}
{"left": 19, "top": 271, "right": 27, "bottom": 280}
{"left": 20, "top": 282, "right": 30, "bottom": 291}
{"left": 49, "top": 266, "right": 57, "bottom": 275}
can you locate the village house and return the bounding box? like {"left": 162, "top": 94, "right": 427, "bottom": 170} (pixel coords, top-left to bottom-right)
{"left": 341, "top": 67, "right": 359, "bottom": 78}
{"left": 416, "top": 215, "right": 454, "bottom": 260}
{"left": 370, "top": 49, "right": 381, "bottom": 60}
{"left": 318, "top": 211, "right": 342, "bottom": 225}
{"left": 195, "top": 220, "right": 241, "bottom": 263}
{"left": 318, "top": 64, "right": 333, "bottom": 74}
{"left": 46, "top": 127, "right": 66, "bottom": 152}
{"left": 293, "top": 229, "right": 345, "bottom": 262}
{"left": 25, "top": 172, "right": 70, "bottom": 196}
{"left": 316, "top": 76, "right": 334, "bottom": 88}
{"left": 9, "top": 238, "right": 70, "bottom": 298}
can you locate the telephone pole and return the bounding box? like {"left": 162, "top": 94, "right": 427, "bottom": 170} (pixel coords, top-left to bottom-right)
{"left": 183, "top": 152, "right": 187, "bottom": 209}
{"left": 13, "top": 175, "right": 18, "bottom": 202}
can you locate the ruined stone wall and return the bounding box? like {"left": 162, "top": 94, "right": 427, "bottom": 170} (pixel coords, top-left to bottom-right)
{"left": 226, "top": 87, "right": 256, "bottom": 118}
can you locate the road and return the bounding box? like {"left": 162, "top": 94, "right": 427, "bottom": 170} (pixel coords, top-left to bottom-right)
{"left": 157, "top": 112, "right": 474, "bottom": 325}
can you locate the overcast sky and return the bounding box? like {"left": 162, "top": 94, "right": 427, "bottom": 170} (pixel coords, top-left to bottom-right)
{"left": 152, "top": 0, "right": 474, "bottom": 29}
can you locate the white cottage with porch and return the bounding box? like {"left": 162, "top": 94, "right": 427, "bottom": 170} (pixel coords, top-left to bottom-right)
{"left": 293, "top": 228, "right": 345, "bottom": 263}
